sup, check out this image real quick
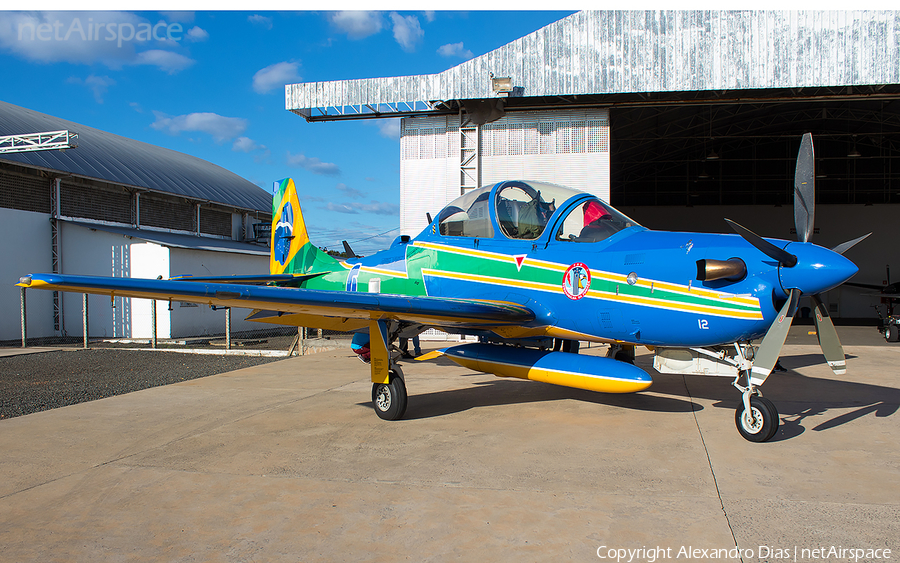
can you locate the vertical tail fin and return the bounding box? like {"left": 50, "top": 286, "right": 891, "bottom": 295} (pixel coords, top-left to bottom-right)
{"left": 270, "top": 178, "right": 340, "bottom": 275}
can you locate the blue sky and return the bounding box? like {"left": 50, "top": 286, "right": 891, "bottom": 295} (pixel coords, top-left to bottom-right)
{"left": 0, "top": 10, "right": 573, "bottom": 254}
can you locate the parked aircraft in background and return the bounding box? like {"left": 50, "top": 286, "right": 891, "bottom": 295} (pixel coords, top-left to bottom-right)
{"left": 847, "top": 266, "right": 900, "bottom": 342}
{"left": 18, "top": 134, "right": 867, "bottom": 442}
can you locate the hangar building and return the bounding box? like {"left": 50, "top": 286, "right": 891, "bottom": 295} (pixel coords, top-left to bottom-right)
{"left": 0, "top": 101, "right": 272, "bottom": 342}
{"left": 285, "top": 10, "right": 900, "bottom": 320}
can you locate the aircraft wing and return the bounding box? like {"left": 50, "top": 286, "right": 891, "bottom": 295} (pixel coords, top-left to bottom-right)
{"left": 17, "top": 273, "right": 535, "bottom": 329}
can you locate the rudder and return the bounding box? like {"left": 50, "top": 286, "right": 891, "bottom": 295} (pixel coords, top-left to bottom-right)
{"left": 270, "top": 178, "right": 339, "bottom": 275}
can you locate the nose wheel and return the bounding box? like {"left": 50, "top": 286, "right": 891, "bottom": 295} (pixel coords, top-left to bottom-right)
{"left": 735, "top": 395, "right": 779, "bottom": 442}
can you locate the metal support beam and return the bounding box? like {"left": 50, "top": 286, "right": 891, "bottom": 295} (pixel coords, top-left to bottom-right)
{"left": 459, "top": 120, "right": 480, "bottom": 195}
{"left": 82, "top": 293, "right": 89, "bottom": 349}
{"left": 0, "top": 130, "right": 78, "bottom": 154}
{"left": 20, "top": 287, "right": 26, "bottom": 348}
{"left": 50, "top": 178, "right": 62, "bottom": 334}
{"left": 225, "top": 307, "right": 231, "bottom": 350}
{"left": 151, "top": 299, "right": 158, "bottom": 349}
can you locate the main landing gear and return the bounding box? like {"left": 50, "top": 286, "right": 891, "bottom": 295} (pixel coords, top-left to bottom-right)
{"left": 372, "top": 366, "right": 407, "bottom": 421}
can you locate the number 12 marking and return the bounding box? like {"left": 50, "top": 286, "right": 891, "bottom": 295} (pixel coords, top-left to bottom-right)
{"left": 698, "top": 319, "right": 709, "bottom": 330}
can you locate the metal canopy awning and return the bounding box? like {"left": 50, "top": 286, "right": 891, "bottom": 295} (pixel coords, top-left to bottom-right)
{"left": 286, "top": 10, "right": 900, "bottom": 123}
{"left": 64, "top": 220, "right": 269, "bottom": 256}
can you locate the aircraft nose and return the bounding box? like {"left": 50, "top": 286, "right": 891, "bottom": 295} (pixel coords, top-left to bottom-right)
{"left": 779, "top": 242, "right": 858, "bottom": 295}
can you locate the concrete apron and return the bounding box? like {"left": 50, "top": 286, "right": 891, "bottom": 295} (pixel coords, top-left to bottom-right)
{"left": 0, "top": 343, "right": 897, "bottom": 562}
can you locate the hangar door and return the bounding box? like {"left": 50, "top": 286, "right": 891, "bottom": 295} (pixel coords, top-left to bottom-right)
{"left": 400, "top": 109, "right": 610, "bottom": 237}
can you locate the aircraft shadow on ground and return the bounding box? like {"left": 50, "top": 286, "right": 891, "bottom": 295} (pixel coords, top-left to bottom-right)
{"left": 358, "top": 376, "right": 699, "bottom": 420}
{"left": 650, "top": 355, "right": 900, "bottom": 441}
{"left": 362, "top": 353, "right": 898, "bottom": 440}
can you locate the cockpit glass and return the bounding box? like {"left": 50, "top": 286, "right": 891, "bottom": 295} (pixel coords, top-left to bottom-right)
{"left": 555, "top": 197, "right": 639, "bottom": 243}
{"left": 495, "top": 181, "right": 575, "bottom": 240}
{"left": 437, "top": 186, "right": 494, "bottom": 238}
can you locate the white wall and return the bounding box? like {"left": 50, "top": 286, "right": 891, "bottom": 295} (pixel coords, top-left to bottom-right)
{"left": 169, "top": 247, "right": 268, "bottom": 337}
{"left": 623, "top": 203, "right": 900, "bottom": 319}
{"left": 2, "top": 218, "right": 270, "bottom": 341}
{"left": 131, "top": 243, "right": 171, "bottom": 339}
{"left": 0, "top": 208, "right": 54, "bottom": 341}
{"left": 400, "top": 109, "right": 610, "bottom": 238}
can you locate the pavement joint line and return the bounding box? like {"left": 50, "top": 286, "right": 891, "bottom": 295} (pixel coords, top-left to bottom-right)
{"left": 684, "top": 374, "right": 744, "bottom": 563}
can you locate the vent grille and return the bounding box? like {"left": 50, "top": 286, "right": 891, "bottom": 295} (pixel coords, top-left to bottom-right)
{"left": 141, "top": 196, "right": 194, "bottom": 231}
{"left": 60, "top": 182, "right": 131, "bottom": 223}
{"left": 401, "top": 114, "right": 609, "bottom": 161}
{"left": 0, "top": 170, "right": 50, "bottom": 213}
{"left": 200, "top": 207, "right": 232, "bottom": 237}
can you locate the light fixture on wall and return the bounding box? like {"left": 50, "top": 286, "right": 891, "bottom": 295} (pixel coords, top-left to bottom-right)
{"left": 491, "top": 76, "right": 513, "bottom": 94}
{"left": 848, "top": 148, "right": 862, "bottom": 158}
{"left": 706, "top": 150, "right": 719, "bottom": 160}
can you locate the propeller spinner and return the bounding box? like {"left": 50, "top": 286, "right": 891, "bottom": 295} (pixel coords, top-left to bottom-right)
{"left": 726, "top": 133, "right": 867, "bottom": 381}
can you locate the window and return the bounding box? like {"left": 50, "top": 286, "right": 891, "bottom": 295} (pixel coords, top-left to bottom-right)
{"left": 438, "top": 186, "right": 494, "bottom": 238}
{"left": 556, "top": 198, "right": 638, "bottom": 243}
{"left": 495, "top": 181, "right": 575, "bottom": 240}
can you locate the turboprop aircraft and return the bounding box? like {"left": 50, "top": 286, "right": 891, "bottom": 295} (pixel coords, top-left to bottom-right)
{"left": 17, "top": 133, "right": 867, "bottom": 442}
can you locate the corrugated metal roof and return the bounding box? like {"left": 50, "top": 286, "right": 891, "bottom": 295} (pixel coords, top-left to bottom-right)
{"left": 0, "top": 101, "right": 271, "bottom": 213}
{"left": 287, "top": 10, "right": 900, "bottom": 118}
{"left": 64, "top": 220, "right": 269, "bottom": 256}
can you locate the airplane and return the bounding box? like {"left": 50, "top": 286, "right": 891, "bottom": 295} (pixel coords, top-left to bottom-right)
{"left": 17, "top": 133, "right": 868, "bottom": 442}
{"left": 846, "top": 266, "right": 900, "bottom": 342}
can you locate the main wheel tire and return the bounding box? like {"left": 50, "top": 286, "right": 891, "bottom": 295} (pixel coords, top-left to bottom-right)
{"left": 886, "top": 325, "right": 900, "bottom": 342}
{"left": 735, "top": 396, "right": 780, "bottom": 442}
{"left": 372, "top": 371, "right": 407, "bottom": 421}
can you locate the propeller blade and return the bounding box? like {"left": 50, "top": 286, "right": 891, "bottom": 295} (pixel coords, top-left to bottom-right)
{"left": 794, "top": 132, "right": 815, "bottom": 243}
{"left": 750, "top": 289, "right": 800, "bottom": 386}
{"left": 811, "top": 294, "right": 846, "bottom": 375}
{"left": 725, "top": 218, "right": 798, "bottom": 268}
{"left": 831, "top": 233, "right": 871, "bottom": 256}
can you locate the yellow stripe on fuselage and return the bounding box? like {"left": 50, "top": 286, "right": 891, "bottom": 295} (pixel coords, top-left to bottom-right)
{"left": 421, "top": 268, "right": 763, "bottom": 320}
{"left": 413, "top": 241, "right": 759, "bottom": 309}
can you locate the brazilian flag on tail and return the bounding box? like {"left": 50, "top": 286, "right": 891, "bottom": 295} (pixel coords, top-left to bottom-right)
{"left": 270, "top": 178, "right": 340, "bottom": 276}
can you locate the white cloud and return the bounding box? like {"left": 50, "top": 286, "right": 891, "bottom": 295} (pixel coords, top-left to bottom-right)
{"left": 390, "top": 12, "right": 423, "bottom": 52}
{"left": 232, "top": 136, "right": 266, "bottom": 153}
{"left": 0, "top": 11, "right": 140, "bottom": 66}
{"left": 335, "top": 183, "right": 365, "bottom": 199}
{"left": 248, "top": 14, "right": 273, "bottom": 30}
{"left": 326, "top": 202, "right": 358, "bottom": 214}
{"left": 0, "top": 12, "right": 194, "bottom": 71}
{"left": 437, "top": 41, "right": 473, "bottom": 59}
{"left": 68, "top": 74, "right": 115, "bottom": 103}
{"left": 372, "top": 118, "right": 400, "bottom": 140}
{"left": 151, "top": 111, "right": 248, "bottom": 142}
{"left": 158, "top": 12, "right": 194, "bottom": 23}
{"left": 329, "top": 11, "right": 383, "bottom": 40}
{"left": 423, "top": 11, "right": 436, "bottom": 23}
{"left": 186, "top": 26, "right": 208, "bottom": 42}
{"left": 132, "top": 49, "right": 195, "bottom": 73}
{"left": 327, "top": 200, "right": 399, "bottom": 216}
{"left": 286, "top": 152, "right": 341, "bottom": 176}
{"left": 252, "top": 61, "right": 301, "bottom": 94}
